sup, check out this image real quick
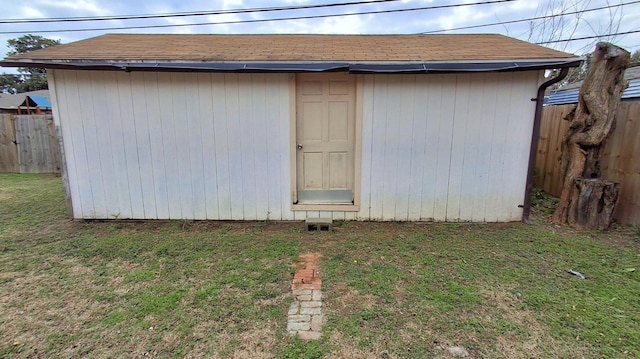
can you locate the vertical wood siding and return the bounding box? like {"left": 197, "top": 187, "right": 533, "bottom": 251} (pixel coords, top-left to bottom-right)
{"left": 357, "top": 72, "right": 540, "bottom": 222}
{"left": 51, "top": 70, "right": 293, "bottom": 220}
{"left": 51, "top": 70, "right": 539, "bottom": 221}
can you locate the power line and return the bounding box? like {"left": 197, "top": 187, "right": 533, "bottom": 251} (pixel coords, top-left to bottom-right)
{"left": 535, "top": 29, "right": 640, "bottom": 44}
{"left": 0, "top": 0, "right": 402, "bottom": 24}
{"left": 0, "top": 0, "right": 516, "bottom": 35}
{"left": 420, "top": 0, "right": 640, "bottom": 34}
{"left": 0, "top": 74, "right": 46, "bottom": 76}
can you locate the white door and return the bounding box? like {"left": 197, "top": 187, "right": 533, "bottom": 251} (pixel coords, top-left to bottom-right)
{"left": 296, "top": 73, "right": 356, "bottom": 204}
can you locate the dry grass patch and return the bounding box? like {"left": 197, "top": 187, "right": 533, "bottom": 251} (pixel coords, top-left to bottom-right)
{"left": 325, "top": 330, "right": 398, "bottom": 359}
{"left": 1, "top": 257, "right": 108, "bottom": 354}
{"left": 476, "top": 286, "right": 573, "bottom": 358}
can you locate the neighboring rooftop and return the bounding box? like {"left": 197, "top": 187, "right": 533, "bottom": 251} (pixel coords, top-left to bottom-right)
{"left": 561, "top": 66, "right": 640, "bottom": 91}
{"left": 4, "top": 33, "right": 577, "bottom": 62}
{"left": 545, "top": 66, "right": 640, "bottom": 105}
{"left": 0, "top": 90, "right": 50, "bottom": 110}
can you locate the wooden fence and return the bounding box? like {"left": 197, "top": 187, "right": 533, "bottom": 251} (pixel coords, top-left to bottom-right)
{"left": 0, "top": 114, "right": 61, "bottom": 174}
{"left": 536, "top": 102, "right": 640, "bottom": 225}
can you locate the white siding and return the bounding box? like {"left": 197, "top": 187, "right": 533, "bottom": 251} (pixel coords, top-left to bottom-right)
{"left": 50, "top": 70, "right": 293, "bottom": 220}
{"left": 357, "top": 72, "right": 541, "bottom": 221}
{"left": 50, "top": 70, "right": 540, "bottom": 221}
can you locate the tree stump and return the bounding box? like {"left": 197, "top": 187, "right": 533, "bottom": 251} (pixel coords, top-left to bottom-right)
{"left": 552, "top": 42, "right": 630, "bottom": 228}
{"left": 567, "top": 179, "right": 619, "bottom": 230}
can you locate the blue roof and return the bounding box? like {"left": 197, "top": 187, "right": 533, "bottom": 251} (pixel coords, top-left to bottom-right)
{"left": 545, "top": 78, "right": 640, "bottom": 106}
{"left": 28, "top": 95, "right": 51, "bottom": 108}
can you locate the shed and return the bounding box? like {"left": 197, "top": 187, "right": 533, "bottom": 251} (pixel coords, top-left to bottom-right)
{"left": 0, "top": 89, "right": 51, "bottom": 114}
{"left": 1, "top": 34, "right": 581, "bottom": 221}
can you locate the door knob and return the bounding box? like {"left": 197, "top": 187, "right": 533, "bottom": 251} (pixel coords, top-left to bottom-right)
{"left": 297, "top": 144, "right": 303, "bottom": 150}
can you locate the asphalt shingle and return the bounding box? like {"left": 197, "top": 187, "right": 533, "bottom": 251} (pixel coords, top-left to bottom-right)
{"left": 6, "top": 33, "right": 575, "bottom": 62}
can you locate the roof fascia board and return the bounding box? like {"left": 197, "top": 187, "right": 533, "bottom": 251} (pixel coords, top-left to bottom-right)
{"left": 2, "top": 56, "right": 583, "bottom": 64}
{"left": 0, "top": 58, "right": 582, "bottom": 73}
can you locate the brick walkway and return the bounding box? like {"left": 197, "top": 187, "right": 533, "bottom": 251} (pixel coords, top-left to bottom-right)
{"left": 287, "top": 253, "right": 323, "bottom": 340}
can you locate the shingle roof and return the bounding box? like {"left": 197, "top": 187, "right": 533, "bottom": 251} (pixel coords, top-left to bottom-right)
{"left": 6, "top": 33, "right": 575, "bottom": 62}
{"left": 0, "top": 90, "right": 50, "bottom": 109}
{"left": 0, "top": 93, "right": 24, "bottom": 108}
{"left": 560, "top": 66, "right": 640, "bottom": 91}
{"left": 545, "top": 66, "right": 640, "bottom": 105}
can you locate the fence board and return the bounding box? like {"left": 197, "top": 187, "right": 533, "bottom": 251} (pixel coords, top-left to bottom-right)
{"left": 539, "top": 106, "right": 558, "bottom": 192}
{"left": 0, "top": 114, "right": 61, "bottom": 174}
{"left": 535, "top": 104, "right": 551, "bottom": 186}
{"left": 47, "top": 118, "right": 62, "bottom": 174}
{"left": 0, "top": 114, "right": 18, "bottom": 172}
{"left": 550, "top": 108, "right": 571, "bottom": 196}
{"left": 537, "top": 102, "right": 640, "bottom": 225}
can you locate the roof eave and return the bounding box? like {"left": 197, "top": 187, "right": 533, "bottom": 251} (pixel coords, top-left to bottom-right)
{"left": 0, "top": 57, "right": 583, "bottom": 74}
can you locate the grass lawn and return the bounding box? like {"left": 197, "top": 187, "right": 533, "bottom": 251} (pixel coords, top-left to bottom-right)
{"left": 1, "top": 174, "right": 638, "bottom": 358}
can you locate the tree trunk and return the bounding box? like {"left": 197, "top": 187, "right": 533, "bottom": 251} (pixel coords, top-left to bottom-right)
{"left": 567, "top": 179, "right": 619, "bottom": 229}
{"left": 552, "top": 42, "right": 630, "bottom": 227}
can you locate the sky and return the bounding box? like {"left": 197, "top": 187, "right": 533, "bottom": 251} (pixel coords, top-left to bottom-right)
{"left": 0, "top": 0, "right": 639, "bottom": 66}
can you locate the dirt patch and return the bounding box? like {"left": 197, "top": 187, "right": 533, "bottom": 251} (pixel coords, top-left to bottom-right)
{"left": 398, "top": 320, "right": 435, "bottom": 345}
{"left": 590, "top": 224, "right": 640, "bottom": 250}
{"left": 187, "top": 326, "right": 278, "bottom": 359}
{"left": 326, "top": 330, "right": 400, "bottom": 359}
{"left": 480, "top": 286, "right": 545, "bottom": 358}
{"left": 0, "top": 227, "right": 24, "bottom": 239}
{"left": 256, "top": 292, "right": 290, "bottom": 307}
{"left": 1, "top": 257, "right": 107, "bottom": 353}
{"left": 531, "top": 209, "right": 640, "bottom": 251}
{"left": 479, "top": 286, "right": 588, "bottom": 359}
{"left": 329, "top": 281, "right": 377, "bottom": 311}
{"left": 35, "top": 218, "right": 75, "bottom": 237}
{"left": 229, "top": 327, "right": 278, "bottom": 359}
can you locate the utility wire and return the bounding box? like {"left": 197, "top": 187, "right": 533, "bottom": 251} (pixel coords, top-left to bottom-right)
{"left": 420, "top": 0, "right": 640, "bottom": 34}
{"left": 535, "top": 29, "right": 640, "bottom": 44}
{"left": 0, "top": 0, "right": 403, "bottom": 24}
{"left": 0, "top": 0, "right": 515, "bottom": 35}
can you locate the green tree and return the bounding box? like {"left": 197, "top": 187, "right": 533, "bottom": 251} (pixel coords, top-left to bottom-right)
{"left": 1, "top": 34, "right": 61, "bottom": 93}
{"left": 0, "top": 73, "right": 22, "bottom": 94}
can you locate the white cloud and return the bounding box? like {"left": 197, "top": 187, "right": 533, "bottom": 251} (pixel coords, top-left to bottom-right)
{"left": 40, "top": 0, "right": 111, "bottom": 16}
{"left": 222, "top": 0, "right": 245, "bottom": 10}
{"left": 20, "top": 7, "right": 46, "bottom": 19}
{"left": 268, "top": 13, "right": 373, "bottom": 34}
